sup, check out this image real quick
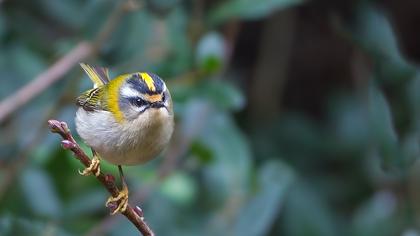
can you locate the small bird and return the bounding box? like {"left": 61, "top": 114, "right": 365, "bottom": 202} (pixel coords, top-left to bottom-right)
{"left": 75, "top": 63, "right": 174, "bottom": 214}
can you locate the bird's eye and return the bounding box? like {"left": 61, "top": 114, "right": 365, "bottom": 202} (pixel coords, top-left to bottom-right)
{"left": 131, "top": 97, "right": 147, "bottom": 107}
{"left": 162, "top": 93, "right": 166, "bottom": 102}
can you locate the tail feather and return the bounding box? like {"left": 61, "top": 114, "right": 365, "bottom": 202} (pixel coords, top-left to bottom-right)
{"left": 80, "top": 63, "right": 110, "bottom": 87}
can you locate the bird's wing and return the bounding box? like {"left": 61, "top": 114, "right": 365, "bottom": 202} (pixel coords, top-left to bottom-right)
{"left": 80, "top": 63, "right": 110, "bottom": 88}
{"left": 76, "top": 87, "right": 109, "bottom": 111}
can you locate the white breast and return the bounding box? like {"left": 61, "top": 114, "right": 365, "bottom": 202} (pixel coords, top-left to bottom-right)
{"left": 75, "top": 108, "right": 174, "bottom": 165}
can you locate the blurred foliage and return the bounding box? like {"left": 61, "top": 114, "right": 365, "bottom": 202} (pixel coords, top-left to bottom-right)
{"left": 1, "top": 0, "right": 420, "bottom": 235}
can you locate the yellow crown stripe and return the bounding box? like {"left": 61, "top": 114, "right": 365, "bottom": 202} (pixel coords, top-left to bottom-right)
{"left": 140, "top": 73, "right": 156, "bottom": 92}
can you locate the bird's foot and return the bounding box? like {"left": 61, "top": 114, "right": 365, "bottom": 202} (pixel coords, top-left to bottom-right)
{"left": 106, "top": 184, "right": 129, "bottom": 215}
{"left": 79, "top": 154, "right": 101, "bottom": 177}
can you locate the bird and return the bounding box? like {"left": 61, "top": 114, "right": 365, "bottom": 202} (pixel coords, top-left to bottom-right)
{"left": 75, "top": 63, "right": 174, "bottom": 214}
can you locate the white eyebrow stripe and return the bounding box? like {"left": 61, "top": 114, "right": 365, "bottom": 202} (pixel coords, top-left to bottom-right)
{"left": 121, "top": 85, "right": 141, "bottom": 98}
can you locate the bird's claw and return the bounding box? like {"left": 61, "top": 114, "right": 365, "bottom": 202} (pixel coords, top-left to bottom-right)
{"left": 106, "top": 185, "right": 129, "bottom": 215}
{"left": 79, "top": 155, "right": 101, "bottom": 177}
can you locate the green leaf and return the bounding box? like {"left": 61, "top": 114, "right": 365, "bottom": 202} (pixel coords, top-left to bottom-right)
{"left": 190, "top": 140, "right": 214, "bottom": 164}
{"left": 19, "top": 168, "right": 62, "bottom": 218}
{"left": 351, "top": 3, "right": 415, "bottom": 84}
{"left": 406, "top": 73, "right": 420, "bottom": 120}
{"left": 196, "top": 32, "right": 227, "bottom": 74}
{"left": 198, "top": 80, "right": 246, "bottom": 111}
{"left": 160, "top": 172, "right": 197, "bottom": 206}
{"left": 178, "top": 99, "right": 212, "bottom": 140}
{"left": 400, "top": 133, "right": 420, "bottom": 167}
{"left": 199, "top": 110, "right": 252, "bottom": 203}
{"left": 283, "top": 182, "right": 337, "bottom": 236}
{"left": 351, "top": 191, "right": 398, "bottom": 236}
{"left": 234, "top": 160, "right": 294, "bottom": 236}
{"left": 328, "top": 94, "right": 370, "bottom": 152}
{"left": 368, "top": 83, "right": 399, "bottom": 168}
{"left": 209, "top": 0, "right": 305, "bottom": 25}
{"left": 354, "top": 4, "right": 402, "bottom": 63}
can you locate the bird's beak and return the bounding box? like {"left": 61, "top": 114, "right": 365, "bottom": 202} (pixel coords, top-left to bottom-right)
{"left": 150, "top": 101, "right": 165, "bottom": 108}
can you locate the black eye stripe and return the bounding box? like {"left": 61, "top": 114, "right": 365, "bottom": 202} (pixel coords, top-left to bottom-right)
{"left": 129, "top": 97, "right": 148, "bottom": 107}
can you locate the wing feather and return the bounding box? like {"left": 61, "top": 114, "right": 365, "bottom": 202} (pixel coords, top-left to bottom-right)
{"left": 76, "top": 87, "right": 108, "bottom": 111}
{"left": 80, "top": 63, "right": 110, "bottom": 88}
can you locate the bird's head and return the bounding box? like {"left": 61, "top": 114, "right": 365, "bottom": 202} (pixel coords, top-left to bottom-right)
{"left": 108, "top": 72, "right": 172, "bottom": 122}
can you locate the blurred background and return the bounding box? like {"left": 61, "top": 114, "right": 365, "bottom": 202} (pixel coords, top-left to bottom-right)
{"left": 1, "top": 0, "right": 420, "bottom": 235}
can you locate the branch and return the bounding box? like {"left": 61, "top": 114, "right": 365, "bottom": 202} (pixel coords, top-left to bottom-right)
{"left": 47, "top": 120, "right": 154, "bottom": 236}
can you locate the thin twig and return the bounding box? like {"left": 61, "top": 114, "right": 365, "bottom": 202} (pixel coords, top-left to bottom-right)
{"left": 48, "top": 120, "right": 154, "bottom": 236}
